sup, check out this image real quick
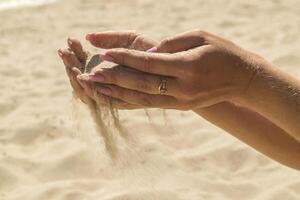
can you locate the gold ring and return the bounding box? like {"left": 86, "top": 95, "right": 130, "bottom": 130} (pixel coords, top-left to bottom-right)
{"left": 158, "top": 78, "right": 167, "bottom": 94}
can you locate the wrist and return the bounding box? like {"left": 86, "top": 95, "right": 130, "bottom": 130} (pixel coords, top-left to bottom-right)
{"left": 233, "top": 55, "right": 273, "bottom": 106}
{"left": 232, "top": 52, "right": 269, "bottom": 103}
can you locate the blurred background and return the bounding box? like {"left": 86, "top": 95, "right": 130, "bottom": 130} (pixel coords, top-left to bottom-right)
{"left": 0, "top": 0, "right": 300, "bottom": 200}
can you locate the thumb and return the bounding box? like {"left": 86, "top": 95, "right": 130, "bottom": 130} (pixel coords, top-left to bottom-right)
{"left": 156, "top": 30, "right": 207, "bottom": 53}
{"left": 86, "top": 31, "right": 158, "bottom": 51}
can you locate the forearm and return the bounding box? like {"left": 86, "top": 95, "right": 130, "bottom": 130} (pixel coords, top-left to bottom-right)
{"left": 193, "top": 102, "right": 300, "bottom": 170}
{"left": 237, "top": 61, "right": 300, "bottom": 141}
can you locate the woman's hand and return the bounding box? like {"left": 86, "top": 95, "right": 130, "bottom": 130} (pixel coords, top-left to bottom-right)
{"left": 86, "top": 30, "right": 300, "bottom": 142}
{"left": 58, "top": 31, "right": 300, "bottom": 169}
{"left": 88, "top": 30, "right": 263, "bottom": 110}
{"left": 58, "top": 31, "right": 158, "bottom": 109}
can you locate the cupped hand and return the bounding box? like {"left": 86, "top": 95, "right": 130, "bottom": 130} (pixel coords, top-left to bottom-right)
{"left": 87, "top": 30, "right": 262, "bottom": 110}
{"left": 58, "top": 31, "right": 159, "bottom": 109}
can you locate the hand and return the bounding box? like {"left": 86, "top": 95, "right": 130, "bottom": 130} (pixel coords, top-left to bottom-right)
{"left": 88, "top": 30, "right": 262, "bottom": 110}
{"left": 58, "top": 31, "right": 158, "bottom": 109}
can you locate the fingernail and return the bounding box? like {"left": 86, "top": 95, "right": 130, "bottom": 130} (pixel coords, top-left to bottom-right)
{"left": 100, "top": 53, "right": 114, "bottom": 62}
{"left": 146, "top": 46, "right": 158, "bottom": 53}
{"left": 67, "top": 38, "right": 72, "bottom": 46}
{"left": 58, "top": 49, "right": 63, "bottom": 57}
{"left": 89, "top": 74, "right": 105, "bottom": 82}
{"left": 98, "top": 87, "right": 112, "bottom": 95}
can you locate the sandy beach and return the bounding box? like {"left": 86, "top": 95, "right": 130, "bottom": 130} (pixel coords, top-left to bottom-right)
{"left": 0, "top": 0, "right": 300, "bottom": 199}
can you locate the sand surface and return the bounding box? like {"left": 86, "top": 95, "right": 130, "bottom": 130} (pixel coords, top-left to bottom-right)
{"left": 0, "top": 0, "right": 300, "bottom": 199}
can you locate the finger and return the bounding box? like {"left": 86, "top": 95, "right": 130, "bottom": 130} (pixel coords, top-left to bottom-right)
{"left": 63, "top": 63, "right": 86, "bottom": 102}
{"left": 76, "top": 78, "right": 96, "bottom": 100}
{"left": 59, "top": 48, "right": 83, "bottom": 70}
{"left": 96, "top": 84, "right": 178, "bottom": 109}
{"left": 58, "top": 49, "right": 82, "bottom": 87}
{"left": 93, "top": 90, "right": 119, "bottom": 105}
{"left": 67, "top": 37, "right": 87, "bottom": 67}
{"left": 86, "top": 31, "right": 158, "bottom": 51}
{"left": 58, "top": 49, "right": 87, "bottom": 101}
{"left": 75, "top": 76, "right": 130, "bottom": 108}
{"left": 68, "top": 68, "right": 83, "bottom": 94}
{"left": 93, "top": 89, "right": 144, "bottom": 109}
{"left": 101, "top": 49, "right": 182, "bottom": 76}
{"left": 93, "top": 93, "right": 143, "bottom": 110}
{"left": 156, "top": 30, "right": 209, "bottom": 53}
{"left": 88, "top": 66, "right": 178, "bottom": 96}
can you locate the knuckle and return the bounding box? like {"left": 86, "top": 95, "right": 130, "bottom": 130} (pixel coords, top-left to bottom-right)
{"left": 65, "top": 51, "right": 75, "bottom": 58}
{"left": 136, "top": 76, "right": 151, "bottom": 92}
{"left": 190, "top": 29, "right": 210, "bottom": 43}
{"left": 127, "top": 31, "right": 140, "bottom": 47}
{"left": 121, "top": 48, "right": 131, "bottom": 64}
{"left": 111, "top": 85, "right": 123, "bottom": 98}
{"left": 128, "top": 30, "right": 139, "bottom": 37}
{"left": 142, "top": 53, "right": 153, "bottom": 73}
{"left": 63, "top": 52, "right": 75, "bottom": 63}
{"left": 107, "top": 68, "right": 121, "bottom": 84}
{"left": 161, "top": 38, "right": 171, "bottom": 46}
{"left": 185, "top": 48, "right": 199, "bottom": 58}
{"left": 177, "top": 51, "right": 192, "bottom": 64}
{"left": 159, "top": 38, "right": 173, "bottom": 51}
{"left": 134, "top": 34, "right": 144, "bottom": 42}
{"left": 196, "top": 30, "right": 208, "bottom": 37}
{"left": 129, "top": 32, "right": 143, "bottom": 47}
{"left": 132, "top": 34, "right": 147, "bottom": 50}
{"left": 124, "top": 48, "right": 132, "bottom": 55}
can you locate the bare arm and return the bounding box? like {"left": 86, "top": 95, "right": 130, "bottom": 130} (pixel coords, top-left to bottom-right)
{"left": 236, "top": 62, "right": 300, "bottom": 142}
{"left": 194, "top": 102, "right": 300, "bottom": 170}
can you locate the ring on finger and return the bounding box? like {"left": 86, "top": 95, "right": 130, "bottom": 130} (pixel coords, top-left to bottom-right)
{"left": 158, "top": 78, "right": 167, "bottom": 94}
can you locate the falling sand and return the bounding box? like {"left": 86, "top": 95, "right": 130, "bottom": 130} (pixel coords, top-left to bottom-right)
{"left": 74, "top": 52, "right": 130, "bottom": 159}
